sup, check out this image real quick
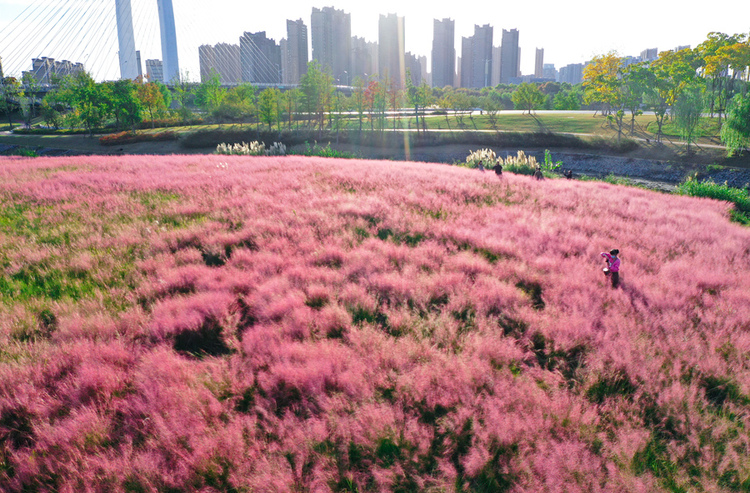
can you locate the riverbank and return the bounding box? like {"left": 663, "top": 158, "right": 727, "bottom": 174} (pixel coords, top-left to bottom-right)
{"left": 2, "top": 135, "right": 750, "bottom": 191}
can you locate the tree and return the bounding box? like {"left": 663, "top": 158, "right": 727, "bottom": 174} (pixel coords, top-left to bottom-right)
{"left": 137, "top": 82, "right": 166, "bottom": 128}
{"left": 172, "top": 71, "right": 196, "bottom": 123}
{"left": 329, "top": 90, "right": 347, "bottom": 139}
{"left": 386, "top": 75, "right": 402, "bottom": 130}
{"left": 258, "top": 87, "right": 281, "bottom": 130}
{"left": 452, "top": 91, "right": 472, "bottom": 127}
{"left": 299, "top": 61, "right": 333, "bottom": 133}
{"left": 437, "top": 91, "right": 454, "bottom": 130}
{"left": 40, "top": 89, "right": 65, "bottom": 129}
{"left": 21, "top": 73, "right": 40, "bottom": 127}
{"left": 622, "top": 64, "right": 649, "bottom": 135}
{"left": 0, "top": 77, "right": 22, "bottom": 129}
{"left": 59, "top": 72, "right": 106, "bottom": 136}
{"left": 106, "top": 79, "right": 142, "bottom": 132}
{"left": 721, "top": 91, "right": 750, "bottom": 156}
{"left": 216, "top": 83, "right": 256, "bottom": 123}
{"left": 511, "top": 82, "right": 545, "bottom": 115}
{"left": 482, "top": 96, "right": 500, "bottom": 129}
{"left": 284, "top": 88, "right": 301, "bottom": 130}
{"left": 553, "top": 87, "right": 582, "bottom": 110}
{"left": 352, "top": 76, "right": 366, "bottom": 132}
{"left": 697, "top": 33, "right": 747, "bottom": 124}
{"left": 193, "top": 71, "right": 226, "bottom": 121}
{"left": 406, "top": 75, "right": 433, "bottom": 134}
{"left": 651, "top": 48, "right": 700, "bottom": 118}
{"left": 364, "top": 79, "right": 386, "bottom": 131}
{"left": 674, "top": 82, "right": 705, "bottom": 155}
{"left": 582, "top": 52, "right": 622, "bottom": 115}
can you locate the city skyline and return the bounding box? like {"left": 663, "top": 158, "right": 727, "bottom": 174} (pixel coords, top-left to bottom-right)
{"left": 0, "top": 0, "right": 748, "bottom": 81}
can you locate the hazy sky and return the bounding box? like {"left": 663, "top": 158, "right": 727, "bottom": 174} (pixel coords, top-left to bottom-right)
{"left": 0, "top": 0, "right": 748, "bottom": 81}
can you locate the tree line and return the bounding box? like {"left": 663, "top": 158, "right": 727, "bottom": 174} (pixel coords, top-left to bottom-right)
{"left": 582, "top": 32, "right": 750, "bottom": 155}
{"left": 0, "top": 61, "right": 583, "bottom": 136}
{"left": 1, "top": 31, "right": 748, "bottom": 155}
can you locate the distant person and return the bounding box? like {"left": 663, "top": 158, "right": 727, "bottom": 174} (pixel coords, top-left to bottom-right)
{"left": 477, "top": 163, "right": 485, "bottom": 172}
{"left": 493, "top": 163, "right": 503, "bottom": 176}
{"left": 533, "top": 166, "right": 544, "bottom": 180}
{"left": 601, "top": 249, "right": 621, "bottom": 288}
{"left": 564, "top": 169, "right": 573, "bottom": 179}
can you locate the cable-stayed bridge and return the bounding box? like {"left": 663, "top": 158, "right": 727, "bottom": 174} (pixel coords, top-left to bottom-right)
{"left": 0, "top": 0, "right": 284, "bottom": 86}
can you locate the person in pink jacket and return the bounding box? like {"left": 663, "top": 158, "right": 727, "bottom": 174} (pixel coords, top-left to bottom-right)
{"left": 601, "top": 249, "right": 621, "bottom": 287}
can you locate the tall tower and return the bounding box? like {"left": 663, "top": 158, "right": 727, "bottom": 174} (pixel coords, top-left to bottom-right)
{"left": 157, "top": 0, "right": 180, "bottom": 83}
{"left": 311, "top": 7, "right": 350, "bottom": 84}
{"left": 378, "top": 13, "right": 405, "bottom": 87}
{"left": 240, "top": 31, "right": 281, "bottom": 84}
{"left": 284, "top": 19, "right": 308, "bottom": 84}
{"left": 500, "top": 28, "right": 520, "bottom": 83}
{"left": 431, "top": 18, "right": 455, "bottom": 88}
{"left": 115, "top": 0, "right": 138, "bottom": 80}
{"left": 460, "top": 24, "right": 493, "bottom": 89}
{"left": 535, "top": 48, "right": 544, "bottom": 78}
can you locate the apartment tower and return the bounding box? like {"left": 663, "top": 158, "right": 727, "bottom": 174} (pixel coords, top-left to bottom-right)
{"left": 460, "top": 24, "right": 493, "bottom": 88}
{"left": 535, "top": 48, "right": 544, "bottom": 78}
{"left": 500, "top": 28, "right": 519, "bottom": 83}
{"left": 311, "top": 7, "right": 351, "bottom": 84}
{"left": 199, "top": 43, "right": 240, "bottom": 84}
{"left": 378, "top": 13, "right": 405, "bottom": 87}
{"left": 240, "top": 31, "right": 281, "bottom": 84}
{"left": 431, "top": 18, "right": 455, "bottom": 88}
{"left": 283, "top": 19, "right": 308, "bottom": 84}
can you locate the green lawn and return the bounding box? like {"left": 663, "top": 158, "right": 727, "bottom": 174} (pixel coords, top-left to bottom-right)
{"left": 645, "top": 117, "right": 722, "bottom": 139}
{"left": 0, "top": 111, "right": 729, "bottom": 154}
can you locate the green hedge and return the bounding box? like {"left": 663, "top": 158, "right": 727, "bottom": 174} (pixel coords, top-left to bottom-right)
{"left": 676, "top": 178, "right": 750, "bottom": 225}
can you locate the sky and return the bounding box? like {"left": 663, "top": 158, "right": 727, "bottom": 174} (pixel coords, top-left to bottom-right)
{"left": 0, "top": 0, "right": 748, "bottom": 81}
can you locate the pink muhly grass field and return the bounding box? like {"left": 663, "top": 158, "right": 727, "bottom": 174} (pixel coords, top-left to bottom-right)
{"left": 0, "top": 154, "right": 749, "bottom": 491}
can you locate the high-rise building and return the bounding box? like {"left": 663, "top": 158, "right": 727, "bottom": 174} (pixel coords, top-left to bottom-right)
{"left": 199, "top": 43, "right": 240, "bottom": 84}
{"left": 23, "top": 57, "right": 84, "bottom": 84}
{"left": 135, "top": 50, "right": 143, "bottom": 79}
{"left": 157, "top": 0, "right": 179, "bottom": 83}
{"left": 543, "top": 63, "right": 556, "bottom": 81}
{"left": 405, "top": 52, "right": 422, "bottom": 86}
{"left": 378, "top": 13, "right": 405, "bottom": 87}
{"left": 491, "top": 45, "right": 501, "bottom": 86}
{"left": 283, "top": 19, "right": 308, "bottom": 84}
{"left": 115, "top": 0, "right": 139, "bottom": 80}
{"left": 535, "top": 48, "right": 544, "bottom": 78}
{"left": 621, "top": 55, "right": 640, "bottom": 68}
{"left": 559, "top": 63, "right": 583, "bottom": 84}
{"left": 500, "top": 28, "right": 520, "bottom": 83}
{"left": 460, "top": 24, "right": 493, "bottom": 89}
{"left": 640, "top": 48, "right": 658, "bottom": 62}
{"left": 351, "top": 36, "right": 377, "bottom": 81}
{"left": 145, "top": 59, "right": 164, "bottom": 83}
{"left": 311, "top": 7, "right": 351, "bottom": 84}
{"left": 431, "top": 18, "right": 455, "bottom": 88}
{"left": 240, "top": 31, "right": 281, "bottom": 84}
{"left": 418, "top": 55, "right": 430, "bottom": 87}
{"left": 198, "top": 45, "right": 215, "bottom": 82}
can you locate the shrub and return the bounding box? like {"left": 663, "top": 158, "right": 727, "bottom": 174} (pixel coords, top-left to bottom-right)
{"left": 501, "top": 150, "right": 538, "bottom": 175}
{"left": 215, "top": 141, "right": 287, "bottom": 156}
{"left": 465, "top": 148, "right": 500, "bottom": 169}
{"left": 676, "top": 177, "right": 750, "bottom": 224}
